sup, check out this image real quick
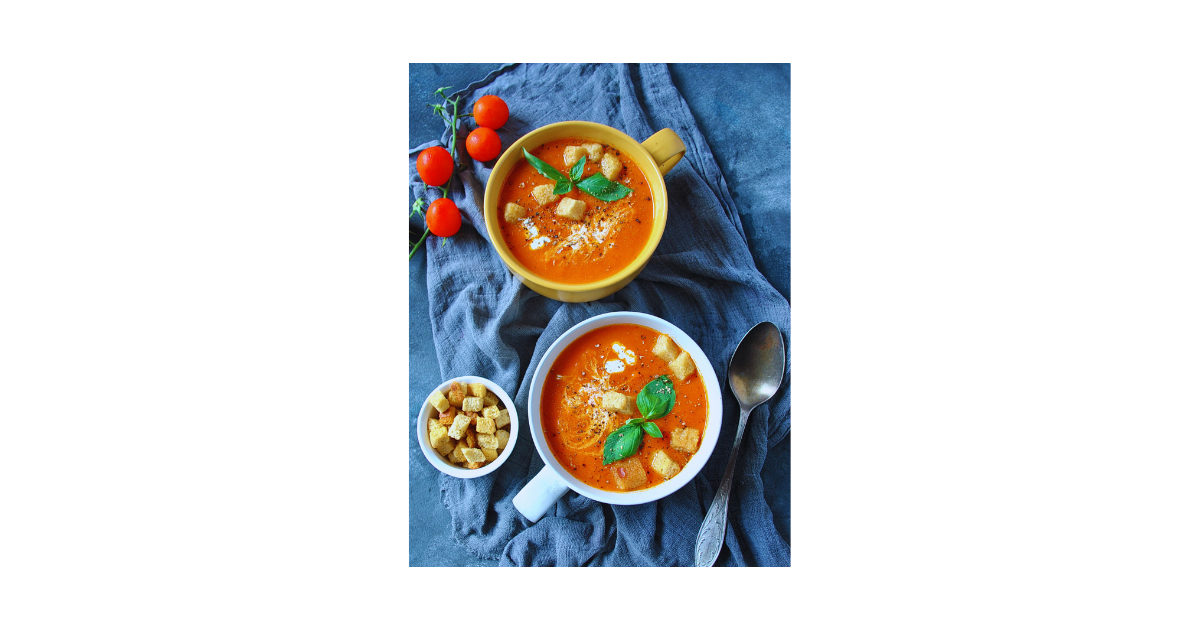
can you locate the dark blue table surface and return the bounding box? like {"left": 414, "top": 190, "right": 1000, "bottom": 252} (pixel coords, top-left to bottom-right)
{"left": 408, "top": 63, "right": 790, "bottom": 566}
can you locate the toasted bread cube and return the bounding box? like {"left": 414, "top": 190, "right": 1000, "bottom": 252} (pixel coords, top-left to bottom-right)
{"left": 476, "top": 415, "right": 496, "bottom": 435}
{"left": 601, "top": 152, "right": 623, "bottom": 180}
{"left": 447, "top": 388, "right": 466, "bottom": 407}
{"left": 429, "top": 424, "right": 451, "bottom": 451}
{"left": 555, "top": 197, "right": 587, "bottom": 221}
{"left": 448, "top": 413, "right": 471, "bottom": 440}
{"left": 582, "top": 142, "right": 603, "bottom": 161}
{"left": 482, "top": 391, "right": 499, "bottom": 407}
{"left": 481, "top": 447, "right": 498, "bottom": 462}
{"left": 563, "top": 145, "right": 588, "bottom": 166}
{"left": 462, "top": 396, "right": 484, "bottom": 413}
{"left": 464, "top": 461, "right": 483, "bottom": 469}
{"left": 466, "top": 383, "right": 487, "bottom": 398}
{"left": 464, "top": 425, "right": 477, "bottom": 448}
{"left": 671, "top": 427, "right": 700, "bottom": 454}
{"left": 435, "top": 440, "right": 455, "bottom": 457}
{"left": 496, "top": 429, "right": 510, "bottom": 450}
{"left": 482, "top": 405, "right": 500, "bottom": 420}
{"left": 531, "top": 184, "right": 559, "bottom": 206}
{"left": 428, "top": 390, "right": 450, "bottom": 413}
{"left": 449, "top": 442, "right": 467, "bottom": 463}
{"left": 449, "top": 382, "right": 464, "bottom": 394}
{"left": 495, "top": 409, "right": 510, "bottom": 429}
{"left": 437, "top": 408, "right": 455, "bottom": 426}
{"left": 610, "top": 456, "right": 647, "bottom": 490}
{"left": 668, "top": 351, "right": 696, "bottom": 381}
{"left": 504, "top": 202, "right": 527, "bottom": 224}
{"left": 652, "top": 334, "right": 681, "bottom": 363}
{"left": 601, "top": 391, "right": 636, "bottom": 415}
{"left": 462, "top": 448, "right": 486, "bottom": 464}
{"left": 650, "top": 450, "right": 681, "bottom": 480}
{"left": 477, "top": 433, "right": 499, "bottom": 449}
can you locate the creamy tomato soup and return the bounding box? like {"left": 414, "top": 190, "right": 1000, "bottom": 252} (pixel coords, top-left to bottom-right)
{"left": 541, "top": 324, "right": 707, "bottom": 492}
{"left": 498, "top": 138, "right": 654, "bottom": 285}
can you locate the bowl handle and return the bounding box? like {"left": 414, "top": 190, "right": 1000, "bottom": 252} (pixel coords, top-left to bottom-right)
{"left": 642, "top": 129, "right": 686, "bottom": 175}
{"left": 512, "top": 465, "right": 569, "bottom": 523}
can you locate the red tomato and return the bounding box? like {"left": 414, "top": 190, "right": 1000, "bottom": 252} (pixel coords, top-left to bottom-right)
{"left": 416, "top": 146, "right": 454, "bottom": 186}
{"left": 426, "top": 198, "right": 461, "bottom": 237}
{"left": 465, "top": 127, "right": 502, "bottom": 162}
{"left": 472, "top": 95, "right": 509, "bottom": 130}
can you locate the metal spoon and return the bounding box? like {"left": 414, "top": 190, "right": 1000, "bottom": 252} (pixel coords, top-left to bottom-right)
{"left": 694, "top": 321, "right": 786, "bottom": 567}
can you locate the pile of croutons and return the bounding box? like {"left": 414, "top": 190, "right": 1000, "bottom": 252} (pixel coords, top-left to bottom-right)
{"left": 427, "top": 381, "right": 511, "bottom": 470}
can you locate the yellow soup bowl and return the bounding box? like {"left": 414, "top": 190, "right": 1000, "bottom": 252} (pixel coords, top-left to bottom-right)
{"left": 483, "top": 121, "right": 686, "bottom": 303}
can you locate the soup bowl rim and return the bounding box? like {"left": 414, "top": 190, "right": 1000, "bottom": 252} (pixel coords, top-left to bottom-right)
{"left": 482, "top": 120, "right": 669, "bottom": 295}
{"left": 526, "top": 311, "right": 722, "bottom": 505}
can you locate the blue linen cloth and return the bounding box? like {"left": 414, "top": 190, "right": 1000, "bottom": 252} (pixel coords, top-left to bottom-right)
{"left": 409, "top": 63, "right": 790, "bottom": 566}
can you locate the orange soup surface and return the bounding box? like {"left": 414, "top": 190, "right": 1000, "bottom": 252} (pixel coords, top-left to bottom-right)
{"left": 541, "top": 324, "right": 707, "bottom": 492}
{"left": 498, "top": 138, "right": 654, "bottom": 285}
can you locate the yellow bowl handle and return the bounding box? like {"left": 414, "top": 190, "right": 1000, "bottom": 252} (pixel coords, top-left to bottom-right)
{"left": 641, "top": 128, "right": 686, "bottom": 175}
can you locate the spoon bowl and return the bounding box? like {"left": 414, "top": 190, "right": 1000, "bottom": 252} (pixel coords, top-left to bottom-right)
{"left": 694, "top": 321, "right": 786, "bottom": 566}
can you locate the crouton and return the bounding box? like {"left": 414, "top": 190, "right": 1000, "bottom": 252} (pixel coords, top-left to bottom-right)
{"left": 610, "top": 456, "right": 647, "bottom": 490}
{"left": 464, "top": 425, "right": 477, "bottom": 448}
{"left": 601, "top": 152, "right": 623, "bottom": 180}
{"left": 435, "top": 440, "right": 455, "bottom": 457}
{"left": 481, "top": 448, "right": 498, "bottom": 462}
{"left": 429, "top": 424, "right": 451, "bottom": 451}
{"left": 504, "top": 202, "right": 527, "bottom": 224}
{"left": 477, "top": 433, "right": 499, "bottom": 449}
{"left": 437, "top": 408, "right": 455, "bottom": 426}
{"left": 601, "top": 391, "right": 636, "bottom": 415}
{"left": 563, "top": 145, "right": 588, "bottom": 166}
{"left": 671, "top": 427, "right": 700, "bottom": 454}
{"left": 650, "top": 450, "right": 681, "bottom": 480}
{"left": 462, "top": 396, "right": 483, "bottom": 413}
{"left": 428, "top": 390, "right": 450, "bottom": 413}
{"left": 465, "top": 383, "right": 485, "bottom": 398}
{"left": 531, "top": 184, "right": 559, "bottom": 206}
{"left": 482, "top": 405, "right": 500, "bottom": 420}
{"left": 464, "top": 461, "right": 483, "bottom": 469}
{"left": 449, "top": 442, "right": 467, "bottom": 463}
{"left": 582, "top": 142, "right": 603, "bottom": 161}
{"left": 496, "top": 429, "right": 510, "bottom": 450}
{"left": 668, "top": 351, "right": 696, "bottom": 381}
{"left": 651, "top": 334, "right": 681, "bottom": 363}
{"left": 476, "top": 416, "right": 496, "bottom": 435}
{"left": 482, "top": 391, "right": 499, "bottom": 407}
{"left": 462, "top": 448, "right": 486, "bottom": 464}
{"left": 555, "top": 197, "right": 587, "bottom": 221}
{"left": 449, "top": 382, "right": 464, "bottom": 394}
{"left": 447, "top": 387, "right": 466, "bottom": 407}
{"left": 448, "top": 413, "right": 471, "bottom": 440}
{"left": 495, "top": 409, "right": 510, "bottom": 429}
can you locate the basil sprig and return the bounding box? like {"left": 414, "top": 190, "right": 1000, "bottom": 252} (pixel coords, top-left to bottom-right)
{"left": 521, "top": 148, "right": 633, "bottom": 202}
{"left": 601, "top": 375, "right": 676, "bottom": 465}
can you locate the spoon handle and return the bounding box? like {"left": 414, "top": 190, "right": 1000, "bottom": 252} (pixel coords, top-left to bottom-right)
{"left": 694, "top": 405, "right": 752, "bottom": 567}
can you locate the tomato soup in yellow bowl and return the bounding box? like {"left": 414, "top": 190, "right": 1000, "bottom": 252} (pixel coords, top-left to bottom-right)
{"left": 512, "top": 311, "right": 722, "bottom": 522}
{"left": 483, "top": 121, "right": 685, "bottom": 303}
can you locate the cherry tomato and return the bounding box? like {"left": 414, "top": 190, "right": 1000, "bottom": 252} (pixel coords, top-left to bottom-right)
{"left": 426, "top": 198, "right": 461, "bottom": 237}
{"left": 416, "top": 146, "right": 453, "bottom": 186}
{"left": 472, "top": 95, "right": 509, "bottom": 130}
{"left": 465, "top": 127, "right": 502, "bottom": 162}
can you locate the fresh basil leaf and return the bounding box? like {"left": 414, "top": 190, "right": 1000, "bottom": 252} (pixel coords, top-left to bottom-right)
{"left": 576, "top": 173, "right": 633, "bottom": 202}
{"left": 553, "top": 179, "right": 572, "bottom": 195}
{"left": 522, "top": 148, "right": 568, "bottom": 183}
{"left": 569, "top": 156, "right": 586, "bottom": 182}
{"left": 642, "top": 421, "right": 663, "bottom": 439}
{"left": 636, "top": 375, "right": 676, "bottom": 421}
{"left": 602, "top": 423, "right": 644, "bottom": 465}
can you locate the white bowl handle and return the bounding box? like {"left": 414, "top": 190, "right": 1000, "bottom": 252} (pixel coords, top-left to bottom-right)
{"left": 513, "top": 465, "right": 569, "bottom": 522}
